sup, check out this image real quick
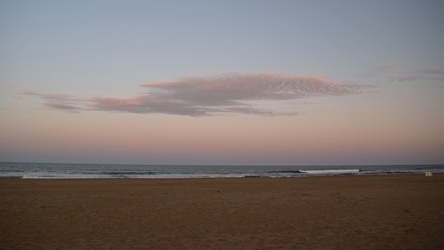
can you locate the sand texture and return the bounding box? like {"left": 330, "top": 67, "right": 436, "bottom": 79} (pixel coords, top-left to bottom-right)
{"left": 1, "top": 174, "right": 444, "bottom": 249}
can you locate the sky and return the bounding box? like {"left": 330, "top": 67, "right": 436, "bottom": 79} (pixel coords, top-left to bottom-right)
{"left": 1, "top": 0, "right": 444, "bottom": 165}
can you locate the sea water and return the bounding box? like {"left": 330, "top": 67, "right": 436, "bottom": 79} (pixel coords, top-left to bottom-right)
{"left": 1, "top": 162, "right": 443, "bottom": 179}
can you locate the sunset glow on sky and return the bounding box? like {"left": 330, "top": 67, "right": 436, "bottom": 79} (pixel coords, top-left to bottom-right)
{"left": 1, "top": 0, "right": 443, "bottom": 165}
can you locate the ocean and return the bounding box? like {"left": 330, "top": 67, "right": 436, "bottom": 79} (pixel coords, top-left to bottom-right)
{"left": 0, "top": 162, "right": 443, "bottom": 179}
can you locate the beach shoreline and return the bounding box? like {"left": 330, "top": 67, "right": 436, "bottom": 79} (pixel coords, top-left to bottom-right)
{"left": 1, "top": 174, "right": 444, "bottom": 249}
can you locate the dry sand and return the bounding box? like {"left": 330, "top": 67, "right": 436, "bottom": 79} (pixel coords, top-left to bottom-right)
{"left": 1, "top": 174, "right": 444, "bottom": 249}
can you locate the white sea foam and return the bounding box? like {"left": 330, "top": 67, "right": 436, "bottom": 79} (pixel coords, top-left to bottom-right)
{"left": 300, "top": 169, "right": 360, "bottom": 175}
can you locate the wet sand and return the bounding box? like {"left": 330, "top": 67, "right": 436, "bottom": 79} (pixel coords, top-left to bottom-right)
{"left": 1, "top": 174, "right": 444, "bottom": 249}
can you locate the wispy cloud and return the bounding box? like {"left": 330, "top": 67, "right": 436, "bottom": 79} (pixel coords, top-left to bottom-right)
{"left": 18, "top": 90, "right": 82, "bottom": 111}
{"left": 19, "top": 73, "right": 369, "bottom": 117}
{"left": 390, "top": 76, "right": 420, "bottom": 82}
{"left": 420, "top": 68, "right": 444, "bottom": 75}
{"left": 367, "top": 64, "right": 444, "bottom": 83}
{"left": 19, "top": 90, "right": 76, "bottom": 101}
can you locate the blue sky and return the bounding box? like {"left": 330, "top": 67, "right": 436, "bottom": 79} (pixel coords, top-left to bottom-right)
{"left": 1, "top": 0, "right": 444, "bottom": 164}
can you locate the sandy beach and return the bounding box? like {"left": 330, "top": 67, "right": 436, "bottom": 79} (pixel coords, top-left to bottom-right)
{"left": 1, "top": 174, "right": 444, "bottom": 249}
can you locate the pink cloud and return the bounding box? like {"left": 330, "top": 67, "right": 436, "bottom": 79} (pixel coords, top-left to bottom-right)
{"left": 19, "top": 72, "right": 369, "bottom": 116}
{"left": 142, "top": 73, "right": 361, "bottom": 97}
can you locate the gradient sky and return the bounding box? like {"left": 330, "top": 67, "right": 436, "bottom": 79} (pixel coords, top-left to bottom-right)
{"left": 1, "top": 0, "right": 444, "bottom": 165}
